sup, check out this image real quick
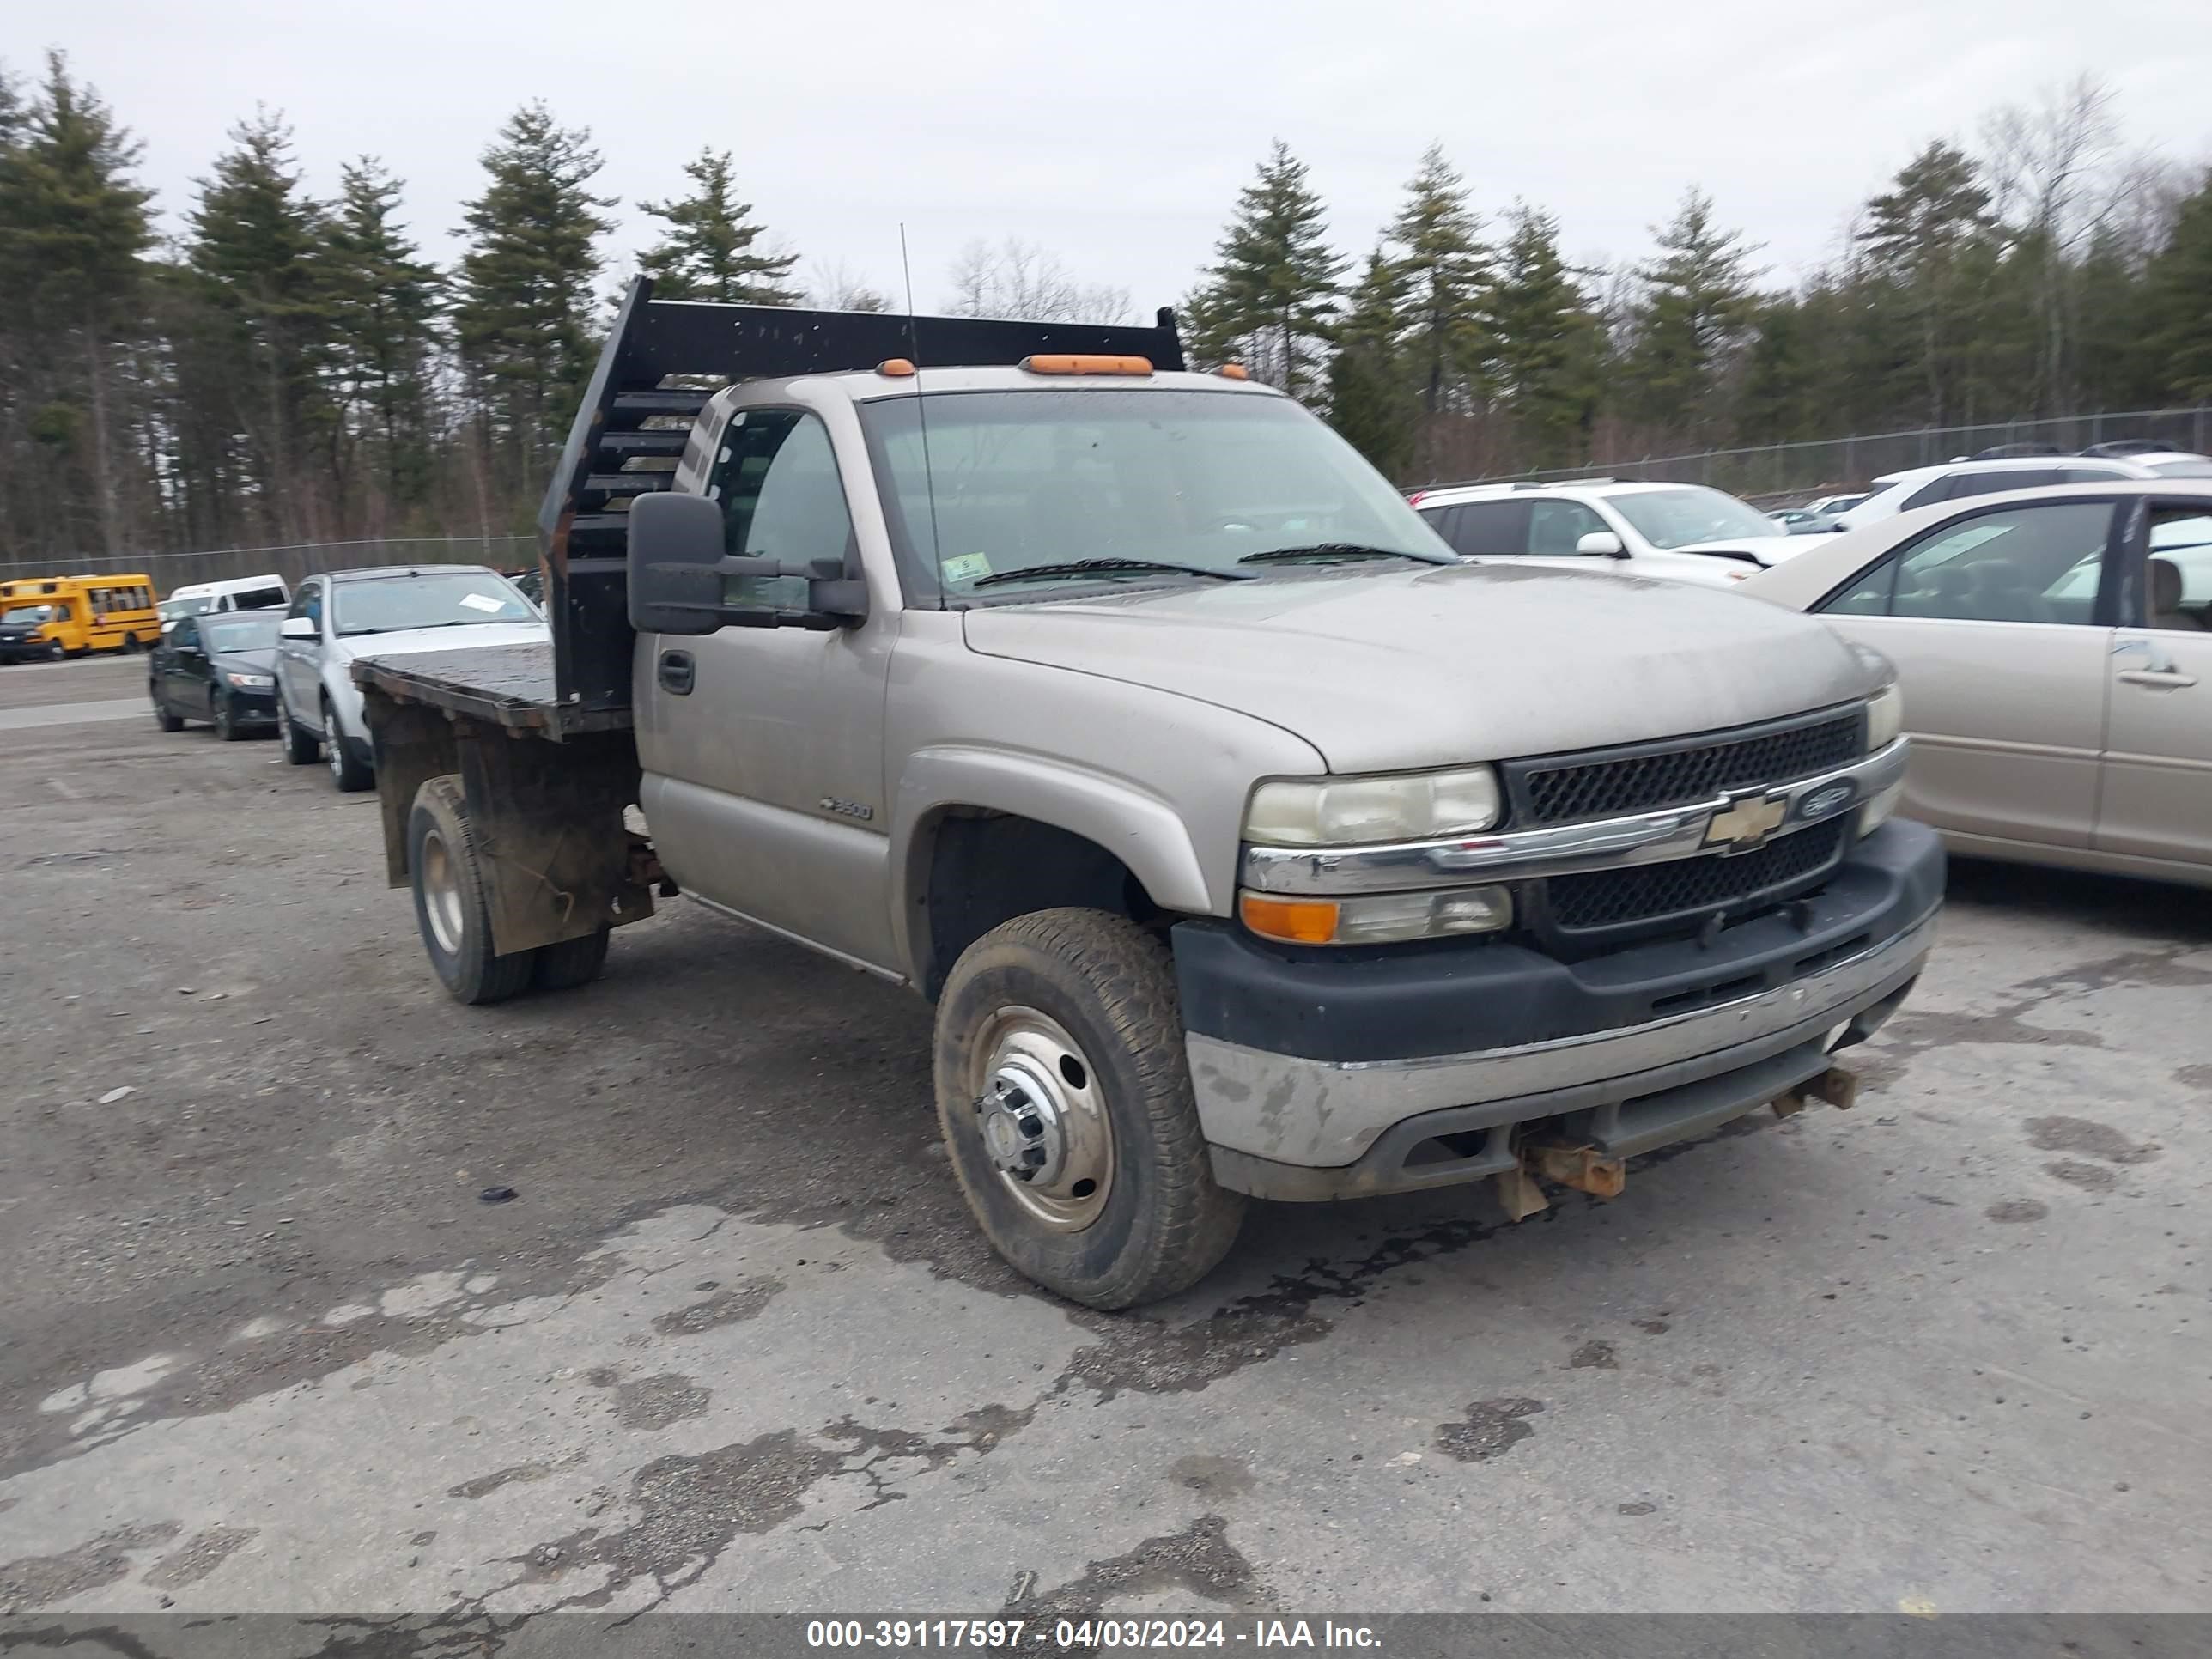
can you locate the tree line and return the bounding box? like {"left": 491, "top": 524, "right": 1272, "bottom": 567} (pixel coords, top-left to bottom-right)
{"left": 2, "top": 53, "right": 2209, "bottom": 566}
{"left": 1184, "top": 76, "right": 2212, "bottom": 482}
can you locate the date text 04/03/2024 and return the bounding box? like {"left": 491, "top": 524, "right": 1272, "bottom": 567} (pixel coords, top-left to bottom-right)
{"left": 803, "top": 1620, "right": 1382, "bottom": 1649}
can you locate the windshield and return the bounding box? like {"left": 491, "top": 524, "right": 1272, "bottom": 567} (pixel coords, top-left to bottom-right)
{"left": 204, "top": 615, "right": 283, "bottom": 653}
{"left": 3, "top": 604, "right": 59, "bottom": 625}
{"left": 1605, "top": 486, "right": 1784, "bottom": 549}
{"left": 856, "top": 389, "right": 1453, "bottom": 601}
{"left": 160, "top": 596, "right": 216, "bottom": 619}
{"left": 331, "top": 571, "right": 536, "bottom": 637}
{"left": 2142, "top": 456, "right": 2212, "bottom": 478}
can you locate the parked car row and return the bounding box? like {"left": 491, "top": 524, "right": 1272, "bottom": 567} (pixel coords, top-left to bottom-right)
{"left": 149, "top": 565, "right": 548, "bottom": 791}
{"left": 1759, "top": 442, "right": 2212, "bottom": 538}
{"left": 1407, "top": 477, "right": 1808, "bottom": 586}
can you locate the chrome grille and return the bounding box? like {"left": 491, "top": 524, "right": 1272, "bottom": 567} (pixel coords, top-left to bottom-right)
{"left": 1514, "top": 711, "right": 1863, "bottom": 827}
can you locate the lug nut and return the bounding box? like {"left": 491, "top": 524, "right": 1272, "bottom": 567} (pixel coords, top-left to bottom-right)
{"left": 1018, "top": 1115, "right": 1043, "bottom": 1138}
{"left": 1023, "top": 1146, "right": 1048, "bottom": 1168}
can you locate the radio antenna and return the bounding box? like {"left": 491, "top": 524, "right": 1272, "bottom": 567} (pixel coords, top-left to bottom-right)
{"left": 898, "top": 223, "right": 947, "bottom": 611}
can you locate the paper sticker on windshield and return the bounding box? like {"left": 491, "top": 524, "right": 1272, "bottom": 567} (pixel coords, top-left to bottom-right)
{"left": 941, "top": 553, "right": 993, "bottom": 583}
{"left": 459, "top": 592, "right": 505, "bottom": 614}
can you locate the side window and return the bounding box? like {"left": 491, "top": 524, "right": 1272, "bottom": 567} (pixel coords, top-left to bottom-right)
{"left": 1416, "top": 506, "right": 1460, "bottom": 549}
{"left": 1438, "top": 500, "right": 1532, "bottom": 556}
{"left": 171, "top": 618, "right": 199, "bottom": 652}
{"left": 2148, "top": 507, "right": 2212, "bottom": 629}
{"left": 1900, "top": 477, "right": 1955, "bottom": 512}
{"left": 707, "top": 410, "right": 854, "bottom": 607}
{"left": 1820, "top": 502, "right": 2114, "bottom": 624}
{"left": 290, "top": 582, "right": 323, "bottom": 629}
{"left": 1528, "top": 500, "right": 1609, "bottom": 556}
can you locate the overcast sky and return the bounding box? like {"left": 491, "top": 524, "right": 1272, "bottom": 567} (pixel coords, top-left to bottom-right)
{"left": 9, "top": 0, "right": 2210, "bottom": 313}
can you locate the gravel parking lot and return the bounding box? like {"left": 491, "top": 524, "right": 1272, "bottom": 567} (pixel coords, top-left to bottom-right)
{"left": 2, "top": 653, "right": 2208, "bottom": 1621}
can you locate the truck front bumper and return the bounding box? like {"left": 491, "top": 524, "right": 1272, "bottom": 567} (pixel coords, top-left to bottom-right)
{"left": 1172, "top": 819, "right": 1943, "bottom": 1200}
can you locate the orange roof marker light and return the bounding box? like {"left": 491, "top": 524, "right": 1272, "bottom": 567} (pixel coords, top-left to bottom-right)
{"left": 876, "top": 358, "right": 917, "bottom": 377}
{"left": 1218, "top": 363, "right": 1250, "bottom": 380}
{"left": 1018, "top": 354, "right": 1154, "bottom": 376}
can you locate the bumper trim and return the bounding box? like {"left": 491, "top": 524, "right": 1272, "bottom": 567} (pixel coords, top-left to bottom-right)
{"left": 1240, "top": 738, "right": 1908, "bottom": 896}
{"left": 1188, "top": 905, "right": 1936, "bottom": 1176}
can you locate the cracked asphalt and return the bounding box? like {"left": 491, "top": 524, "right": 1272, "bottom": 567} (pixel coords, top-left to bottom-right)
{"left": 2, "top": 655, "right": 2209, "bottom": 1623}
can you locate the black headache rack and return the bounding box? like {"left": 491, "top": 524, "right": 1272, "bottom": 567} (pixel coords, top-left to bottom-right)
{"left": 539, "top": 275, "right": 1187, "bottom": 727}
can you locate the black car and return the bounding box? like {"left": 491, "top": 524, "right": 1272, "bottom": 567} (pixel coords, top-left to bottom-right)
{"left": 0, "top": 601, "right": 64, "bottom": 663}
{"left": 149, "top": 611, "right": 283, "bottom": 739}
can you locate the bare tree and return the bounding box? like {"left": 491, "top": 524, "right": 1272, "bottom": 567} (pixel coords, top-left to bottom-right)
{"left": 1982, "top": 73, "right": 2126, "bottom": 409}
{"left": 804, "top": 259, "right": 890, "bottom": 313}
{"left": 942, "top": 237, "right": 1129, "bottom": 324}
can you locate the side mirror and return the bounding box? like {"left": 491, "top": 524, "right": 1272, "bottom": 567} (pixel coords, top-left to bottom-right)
{"left": 629, "top": 491, "right": 868, "bottom": 635}
{"left": 279, "top": 616, "right": 316, "bottom": 641}
{"left": 1576, "top": 531, "right": 1628, "bottom": 559}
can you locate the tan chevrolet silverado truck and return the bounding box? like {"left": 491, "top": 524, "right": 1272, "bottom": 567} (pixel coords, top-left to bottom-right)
{"left": 353, "top": 279, "right": 1942, "bottom": 1309}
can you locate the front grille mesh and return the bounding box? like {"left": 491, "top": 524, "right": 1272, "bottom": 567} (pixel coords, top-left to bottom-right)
{"left": 1546, "top": 818, "right": 1849, "bottom": 933}
{"left": 1521, "top": 714, "right": 1862, "bottom": 825}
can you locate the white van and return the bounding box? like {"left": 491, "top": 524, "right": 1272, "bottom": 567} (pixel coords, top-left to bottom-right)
{"left": 159, "top": 574, "right": 291, "bottom": 630}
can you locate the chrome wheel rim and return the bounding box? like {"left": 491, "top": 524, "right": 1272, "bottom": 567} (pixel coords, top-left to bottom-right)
{"left": 419, "top": 827, "right": 465, "bottom": 956}
{"left": 968, "top": 1006, "right": 1114, "bottom": 1231}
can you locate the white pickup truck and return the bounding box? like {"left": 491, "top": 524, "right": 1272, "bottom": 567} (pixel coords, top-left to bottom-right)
{"left": 353, "top": 280, "right": 1943, "bottom": 1309}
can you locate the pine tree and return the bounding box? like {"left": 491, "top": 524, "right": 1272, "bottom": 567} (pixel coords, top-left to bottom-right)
{"left": 1619, "top": 188, "right": 1760, "bottom": 434}
{"left": 186, "top": 108, "right": 335, "bottom": 538}
{"left": 638, "top": 149, "right": 799, "bottom": 305}
{"left": 1486, "top": 204, "right": 1601, "bottom": 467}
{"left": 0, "top": 52, "right": 155, "bottom": 556}
{"left": 322, "top": 158, "right": 444, "bottom": 519}
{"left": 1186, "top": 141, "right": 1345, "bottom": 399}
{"left": 1386, "top": 144, "right": 1491, "bottom": 416}
{"left": 1856, "top": 142, "right": 1994, "bottom": 426}
{"left": 2143, "top": 172, "right": 2212, "bottom": 401}
{"left": 1324, "top": 251, "right": 1417, "bottom": 477}
{"left": 453, "top": 101, "right": 614, "bottom": 498}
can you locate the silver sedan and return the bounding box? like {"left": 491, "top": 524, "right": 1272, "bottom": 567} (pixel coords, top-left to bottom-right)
{"left": 1741, "top": 479, "right": 2212, "bottom": 888}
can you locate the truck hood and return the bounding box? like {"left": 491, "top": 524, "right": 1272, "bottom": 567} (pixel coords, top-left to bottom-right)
{"left": 961, "top": 562, "right": 1885, "bottom": 772}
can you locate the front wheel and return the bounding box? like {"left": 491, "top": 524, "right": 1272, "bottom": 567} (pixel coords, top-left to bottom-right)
{"left": 532, "top": 927, "right": 611, "bottom": 992}
{"left": 324, "top": 698, "right": 373, "bottom": 792}
{"left": 933, "top": 908, "right": 1244, "bottom": 1310}
{"left": 408, "top": 775, "right": 535, "bottom": 1005}
{"left": 213, "top": 690, "right": 244, "bottom": 741}
{"left": 278, "top": 698, "right": 319, "bottom": 765}
{"left": 121, "top": 633, "right": 143, "bottom": 655}
{"left": 152, "top": 686, "right": 184, "bottom": 733}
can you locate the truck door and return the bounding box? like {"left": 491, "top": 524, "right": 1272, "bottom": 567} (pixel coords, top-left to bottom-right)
{"left": 637, "top": 407, "right": 899, "bottom": 973}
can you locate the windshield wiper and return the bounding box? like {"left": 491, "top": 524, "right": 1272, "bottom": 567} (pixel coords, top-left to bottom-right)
{"left": 970, "top": 558, "right": 1253, "bottom": 589}
{"left": 1237, "top": 544, "right": 1435, "bottom": 566}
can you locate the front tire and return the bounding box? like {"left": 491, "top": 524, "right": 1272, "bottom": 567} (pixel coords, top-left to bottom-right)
{"left": 279, "top": 698, "right": 319, "bottom": 765}
{"left": 152, "top": 686, "right": 184, "bottom": 733}
{"left": 933, "top": 908, "right": 1244, "bottom": 1310}
{"left": 213, "top": 690, "right": 244, "bottom": 741}
{"left": 408, "top": 775, "right": 535, "bottom": 1006}
{"left": 324, "top": 697, "right": 373, "bottom": 792}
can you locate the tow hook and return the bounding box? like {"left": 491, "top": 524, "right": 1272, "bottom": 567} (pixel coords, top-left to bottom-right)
{"left": 1494, "top": 1141, "right": 1627, "bottom": 1222}
{"left": 1775, "top": 1061, "right": 1860, "bottom": 1119}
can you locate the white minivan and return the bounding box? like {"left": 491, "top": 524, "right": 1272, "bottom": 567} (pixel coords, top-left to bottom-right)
{"left": 158, "top": 574, "right": 291, "bottom": 630}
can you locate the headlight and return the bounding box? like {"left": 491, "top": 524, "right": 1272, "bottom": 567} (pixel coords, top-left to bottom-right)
{"left": 1245, "top": 765, "right": 1502, "bottom": 846}
{"left": 1865, "top": 684, "right": 1902, "bottom": 752}
{"left": 224, "top": 672, "right": 275, "bottom": 689}
{"left": 1240, "top": 885, "right": 1513, "bottom": 946}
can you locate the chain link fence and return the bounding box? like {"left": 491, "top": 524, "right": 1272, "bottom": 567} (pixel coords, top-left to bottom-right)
{"left": 0, "top": 535, "right": 540, "bottom": 596}
{"left": 1434, "top": 406, "right": 2212, "bottom": 506}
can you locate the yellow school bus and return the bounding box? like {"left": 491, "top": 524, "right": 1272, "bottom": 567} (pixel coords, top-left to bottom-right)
{"left": 0, "top": 574, "right": 161, "bottom": 658}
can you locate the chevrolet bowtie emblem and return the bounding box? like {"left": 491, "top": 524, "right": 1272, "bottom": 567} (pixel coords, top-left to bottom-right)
{"left": 1704, "top": 789, "right": 1790, "bottom": 852}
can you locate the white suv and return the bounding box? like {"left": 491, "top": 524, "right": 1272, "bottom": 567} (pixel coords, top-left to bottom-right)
{"left": 1832, "top": 453, "right": 2212, "bottom": 531}
{"left": 1409, "top": 479, "right": 1806, "bottom": 587}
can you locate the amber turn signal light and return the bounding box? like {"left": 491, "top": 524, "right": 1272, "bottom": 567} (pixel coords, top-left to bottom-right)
{"left": 1018, "top": 354, "right": 1154, "bottom": 376}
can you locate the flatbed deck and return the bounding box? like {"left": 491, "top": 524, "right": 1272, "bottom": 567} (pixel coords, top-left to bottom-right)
{"left": 351, "top": 642, "right": 633, "bottom": 738}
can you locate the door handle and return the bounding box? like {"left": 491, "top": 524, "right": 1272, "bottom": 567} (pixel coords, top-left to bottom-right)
{"left": 2118, "top": 668, "right": 2197, "bottom": 689}
{"left": 658, "top": 649, "right": 695, "bottom": 695}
